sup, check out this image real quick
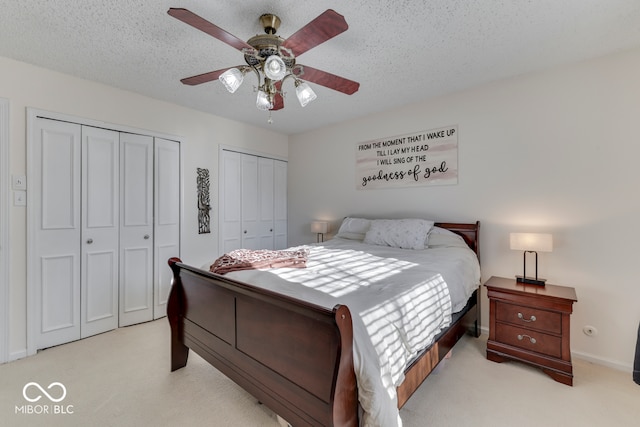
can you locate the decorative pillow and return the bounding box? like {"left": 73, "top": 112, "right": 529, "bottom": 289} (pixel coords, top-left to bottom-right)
{"left": 335, "top": 217, "right": 371, "bottom": 241}
{"left": 363, "top": 219, "right": 434, "bottom": 250}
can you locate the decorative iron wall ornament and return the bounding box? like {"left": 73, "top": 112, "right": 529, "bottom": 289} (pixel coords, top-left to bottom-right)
{"left": 197, "top": 168, "right": 211, "bottom": 234}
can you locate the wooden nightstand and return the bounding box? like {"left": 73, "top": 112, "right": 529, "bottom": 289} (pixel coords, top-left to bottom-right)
{"left": 485, "top": 276, "right": 578, "bottom": 386}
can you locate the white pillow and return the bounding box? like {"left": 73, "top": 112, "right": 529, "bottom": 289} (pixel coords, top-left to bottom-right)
{"left": 363, "top": 219, "right": 434, "bottom": 250}
{"left": 427, "top": 229, "right": 469, "bottom": 248}
{"left": 335, "top": 217, "right": 371, "bottom": 241}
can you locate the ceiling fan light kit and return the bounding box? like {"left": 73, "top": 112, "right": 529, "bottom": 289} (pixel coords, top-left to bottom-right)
{"left": 295, "top": 81, "right": 317, "bottom": 107}
{"left": 168, "top": 8, "right": 360, "bottom": 122}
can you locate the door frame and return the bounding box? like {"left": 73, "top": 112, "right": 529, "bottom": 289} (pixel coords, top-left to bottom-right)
{"left": 26, "top": 108, "right": 184, "bottom": 356}
{"left": 0, "top": 98, "right": 9, "bottom": 363}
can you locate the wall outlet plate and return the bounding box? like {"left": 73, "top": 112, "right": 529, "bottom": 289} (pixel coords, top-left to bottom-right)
{"left": 14, "top": 190, "right": 26, "bottom": 206}
{"left": 12, "top": 175, "right": 26, "bottom": 190}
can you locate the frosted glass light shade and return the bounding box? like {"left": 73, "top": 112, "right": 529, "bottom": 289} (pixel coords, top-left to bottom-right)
{"left": 256, "top": 90, "right": 273, "bottom": 111}
{"left": 218, "top": 68, "right": 244, "bottom": 93}
{"left": 510, "top": 233, "right": 553, "bottom": 252}
{"left": 295, "top": 82, "right": 317, "bottom": 107}
{"left": 264, "top": 55, "right": 287, "bottom": 81}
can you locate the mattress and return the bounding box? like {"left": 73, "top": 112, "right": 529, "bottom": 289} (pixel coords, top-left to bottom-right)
{"left": 223, "top": 236, "right": 481, "bottom": 427}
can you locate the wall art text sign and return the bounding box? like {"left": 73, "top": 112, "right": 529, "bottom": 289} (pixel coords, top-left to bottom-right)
{"left": 355, "top": 125, "right": 458, "bottom": 190}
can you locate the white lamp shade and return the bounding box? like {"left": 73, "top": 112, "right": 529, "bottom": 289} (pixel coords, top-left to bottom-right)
{"left": 256, "top": 90, "right": 273, "bottom": 111}
{"left": 510, "top": 233, "right": 553, "bottom": 252}
{"left": 295, "top": 82, "right": 317, "bottom": 107}
{"left": 219, "top": 68, "right": 244, "bottom": 93}
{"left": 264, "top": 55, "right": 287, "bottom": 81}
{"left": 311, "top": 221, "right": 328, "bottom": 234}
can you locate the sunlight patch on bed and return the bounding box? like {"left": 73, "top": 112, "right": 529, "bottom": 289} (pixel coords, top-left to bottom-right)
{"left": 277, "top": 247, "right": 419, "bottom": 297}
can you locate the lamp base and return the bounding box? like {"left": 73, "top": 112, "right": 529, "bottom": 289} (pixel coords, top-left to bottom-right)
{"left": 516, "top": 275, "right": 546, "bottom": 286}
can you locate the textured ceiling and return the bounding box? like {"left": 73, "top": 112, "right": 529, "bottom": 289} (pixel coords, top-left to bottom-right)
{"left": 1, "top": 0, "right": 640, "bottom": 135}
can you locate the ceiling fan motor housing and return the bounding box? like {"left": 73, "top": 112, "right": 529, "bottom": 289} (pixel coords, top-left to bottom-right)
{"left": 244, "top": 14, "right": 295, "bottom": 69}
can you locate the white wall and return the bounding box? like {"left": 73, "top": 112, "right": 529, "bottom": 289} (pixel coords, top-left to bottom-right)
{"left": 0, "top": 56, "right": 288, "bottom": 359}
{"left": 288, "top": 47, "right": 640, "bottom": 371}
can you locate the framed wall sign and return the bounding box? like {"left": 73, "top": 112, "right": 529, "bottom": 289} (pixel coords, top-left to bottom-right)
{"left": 355, "top": 125, "right": 458, "bottom": 190}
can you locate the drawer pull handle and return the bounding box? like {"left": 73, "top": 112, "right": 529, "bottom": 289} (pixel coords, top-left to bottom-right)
{"left": 517, "top": 334, "right": 537, "bottom": 344}
{"left": 517, "top": 312, "right": 536, "bottom": 322}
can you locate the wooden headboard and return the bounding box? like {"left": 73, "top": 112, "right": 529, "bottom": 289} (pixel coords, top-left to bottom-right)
{"left": 435, "top": 221, "right": 480, "bottom": 263}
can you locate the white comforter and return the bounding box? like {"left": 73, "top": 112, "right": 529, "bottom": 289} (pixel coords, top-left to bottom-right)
{"left": 225, "top": 237, "right": 480, "bottom": 427}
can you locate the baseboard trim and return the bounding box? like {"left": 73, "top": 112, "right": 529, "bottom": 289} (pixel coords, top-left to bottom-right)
{"left": 9, "top": 349, "right": 27, "bottom": 362}
{"left": 571, "top": 350, "right": 632, "bottom": 373}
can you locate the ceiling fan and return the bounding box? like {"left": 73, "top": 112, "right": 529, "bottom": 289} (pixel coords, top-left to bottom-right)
{"left": 168, "top": 8, "right": 360, "bottom": 115}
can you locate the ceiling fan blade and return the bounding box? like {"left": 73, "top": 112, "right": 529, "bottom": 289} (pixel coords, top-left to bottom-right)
{"left": 271, "top": 82, "right": 284, "bottom": 110}
{"left": 180, "top": 67, "right": 241, "bottom": 86}
{"left": 296, "top": 65, "right": 360, "bottom": 95}
{"left": 282, "top": 9, "right": 348, "bottom": 57}
{"left": 271, "top": 94, "right": 284, "bottom": 111}
{"left": 168, "top": 8, "right": 253, "bottom": 52}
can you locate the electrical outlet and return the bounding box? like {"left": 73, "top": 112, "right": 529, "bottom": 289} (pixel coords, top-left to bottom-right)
{"left": 583, "top": 325, "right": 598, "bottom": 337}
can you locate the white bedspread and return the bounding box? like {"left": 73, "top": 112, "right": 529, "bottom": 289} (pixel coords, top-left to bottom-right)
{"left": 225, "top": 237, "right": 480, "bottom": 427}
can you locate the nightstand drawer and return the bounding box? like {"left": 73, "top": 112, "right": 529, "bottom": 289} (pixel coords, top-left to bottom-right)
{"left": 495, "top": 323, "right": 562, "bottom": 358}
{"left": 495, "top": 301, "right": 562, "bottom": 334}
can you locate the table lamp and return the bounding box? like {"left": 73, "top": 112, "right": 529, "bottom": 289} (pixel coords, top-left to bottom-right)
{"left": 311, "top": 221, "right": 328, "bottom": 243}
{"left": 510, "top": 232, "right": 553, "bottom": 286}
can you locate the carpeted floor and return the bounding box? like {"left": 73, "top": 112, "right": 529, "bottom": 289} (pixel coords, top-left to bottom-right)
{"left": 1, "top": 319, "right": 638, "bottom": 426}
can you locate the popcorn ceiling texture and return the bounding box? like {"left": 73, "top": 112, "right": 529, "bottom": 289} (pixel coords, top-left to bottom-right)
{"left": 1, "top": 0, "right": 639, "bottom": 134}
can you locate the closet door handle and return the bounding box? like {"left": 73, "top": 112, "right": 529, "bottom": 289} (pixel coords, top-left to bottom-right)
{"left": 144, "top": 235, "right": 150, "bottom": 240}
{"left": 244, "top": 230, "right": 247, "bottom": 234}
{"left": 86, "top": 238, "right": 93, "bottom": 244}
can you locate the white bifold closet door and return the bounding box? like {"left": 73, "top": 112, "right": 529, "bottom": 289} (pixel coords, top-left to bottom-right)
{"left": 80, "top": 126, "right": 120, "bottom": 338}
{"left": 153, "top": 138, "right": 181, "bottom": 320}
{"left": 31, "top": 118, "right": 180, "bottom": 349}
{"left": 32, "top": 119, "right": 82, "bottom": 349}
{"left": 219, "top": 150, "right": 287, "bottom": 255}
{"left": 119, "top": 133, "right": 154, "bottom": 327}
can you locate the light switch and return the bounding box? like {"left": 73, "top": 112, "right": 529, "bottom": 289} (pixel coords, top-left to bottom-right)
{"left": 12, "top": 175, "right": 26, "bottom": 190}
{"left": 14, "top": 191, "right": 26, "bottom": 206}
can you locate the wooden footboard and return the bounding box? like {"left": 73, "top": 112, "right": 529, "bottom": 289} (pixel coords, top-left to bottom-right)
{"left": 167, "top": 258, "right": 358, "bottom": 427}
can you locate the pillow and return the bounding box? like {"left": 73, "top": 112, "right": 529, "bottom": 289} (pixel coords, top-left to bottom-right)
{"left": 335, "top": 217, "right": 371, "bottom": 241}
{"left": 427, "top": 228, "right": 469, "bottom": 248}
{"left": 363, "top": 219, "right": 434, "bottom": 250}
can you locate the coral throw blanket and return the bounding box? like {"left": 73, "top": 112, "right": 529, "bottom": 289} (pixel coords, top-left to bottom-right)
{"left": 210, "top": 248, "right": 309, "bottom": 275}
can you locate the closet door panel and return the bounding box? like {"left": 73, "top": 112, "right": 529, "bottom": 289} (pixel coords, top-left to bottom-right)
{"left": 119, "top": 133, "right": 154, "bottom": 326}
{"left": 220, "top": 151, "right": 242, "bottom": 254}
{"left": 33, "top": 119, "right": 81, "bottom": 349}
{"left": 81, "top": 126, "right": 119, "bottom": 338}
{"left": 274, "top": 160, "right": 288, "bottom": 250}
{"left": 241, "top": 154, "right": 259, "bottom": 249}
{"left": 154, "top": 138, "right": 180, "bottom": 319}
{"left": 258, "top": 158, "right": 275, "bottom": 249}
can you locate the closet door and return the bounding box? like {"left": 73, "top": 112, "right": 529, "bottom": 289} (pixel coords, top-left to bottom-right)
{"left": 119, "top": 133, "right": 154, "bottom": 326}
{"left": 241, "top": 154, "right": 259, "bottom": 249}
{"left": 274, "top": 160, "right": 288, "bottom": 249}
{"left": 220, "top": 150, "right": 242, "bottom": 253}
{"left": 32, "top": 119, "right": 82, "bottom": 349}
{"left": 258, "top": 158, "right": 275, "bottom": 249}
{"left": 80, "top": 126, "right": 119, "bottom": 338}
{"left": 154, "top": 137, "right": 180, "bottom": 319}
{"left": 219, "top": 150, "right": 287, "bottom": 254}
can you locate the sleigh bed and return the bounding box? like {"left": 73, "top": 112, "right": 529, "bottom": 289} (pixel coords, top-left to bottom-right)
{"left": 167, "top": 220, "right": 481, "bottom": 426}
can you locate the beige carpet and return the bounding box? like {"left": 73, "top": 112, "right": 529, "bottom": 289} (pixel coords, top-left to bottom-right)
{"left": 1, "top": 319, "right": 638, "bottom": 426}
